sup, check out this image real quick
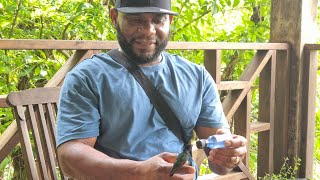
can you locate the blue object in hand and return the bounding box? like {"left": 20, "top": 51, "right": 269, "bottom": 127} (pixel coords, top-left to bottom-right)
{"left": 196, "top": 134, "right": 232, "bottom": 149}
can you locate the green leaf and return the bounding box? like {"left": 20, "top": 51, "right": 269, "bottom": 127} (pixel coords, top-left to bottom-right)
{"left": 182, "top": 34, "right": 189, "bottom": 41}
{"left": 226, "top": 0, "right": 231, "bottom": 6}
{"left": 233, "top": 0, "right": 240, "bottom": 7}
{"left": 211, "top": 0, "right": 218, "bottom": 15}
{"left": 34, "top": 67, "right": 41, "bottom": 76}
{"left": 76, "top": 2, "right": 93, "bottom": 13}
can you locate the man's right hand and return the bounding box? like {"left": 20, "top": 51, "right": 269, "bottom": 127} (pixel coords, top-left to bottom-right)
{"left": 134, "top": 152, "right": 195, "bottom": 180}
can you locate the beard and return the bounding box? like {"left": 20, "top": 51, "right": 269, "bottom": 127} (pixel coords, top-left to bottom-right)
{"left": 115, "top": 24, "right": 169, "bottom": 65}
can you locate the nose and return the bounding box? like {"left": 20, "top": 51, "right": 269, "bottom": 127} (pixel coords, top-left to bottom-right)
{"left": 138, "top": 21, "right": 156, "bottom": 35}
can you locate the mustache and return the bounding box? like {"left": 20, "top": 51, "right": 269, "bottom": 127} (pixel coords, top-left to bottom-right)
{"left": 131, "top": 36, "right": 160, "bottom": 43}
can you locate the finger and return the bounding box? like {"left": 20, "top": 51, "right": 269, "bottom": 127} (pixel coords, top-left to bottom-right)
{"left": 224, "top": 135, "right": 247, "bottom": 148}
{"left": 212, "top": 145, "right": 246, "bottom": 158}
{"left": 170, "top": 165, "right": 195, "bottom": 177}
{"left": 209, "top": 149, "right": 218, "bottom": 156}
{"left": 209, "top": 153, "right": 241, "bottom": 169}
{"left": 159, "top": 152, "right": 178, "bottom": 163}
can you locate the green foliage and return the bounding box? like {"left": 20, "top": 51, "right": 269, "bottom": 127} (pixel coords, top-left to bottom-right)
{"left": 259, "top": 157, "right": 301, "bottom": 180}
{"left": 1, "top": 0, "right": 320, "bottom": 179}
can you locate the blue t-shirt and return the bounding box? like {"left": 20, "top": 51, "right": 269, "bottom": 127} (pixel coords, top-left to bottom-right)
{"left": 56, "top": 51, "right": 228, "bottom": 161}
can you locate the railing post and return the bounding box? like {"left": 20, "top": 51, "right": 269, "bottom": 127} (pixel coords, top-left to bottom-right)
{"left": 257, "top": 50, "right": 276, "bottom": 177}
{"left": 270, "top": 1, "right": 318, "bottom": 178}
{"left": 299, "top": 49, "right": 317, "bottom": 177}
{"left": 204, "top": 50, "right": 221, "bottom": 83}
{"left": 234, "top": 91, "right": 251, "bottom": 167}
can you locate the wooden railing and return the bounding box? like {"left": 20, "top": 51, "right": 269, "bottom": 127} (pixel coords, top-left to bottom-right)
{"left": 0, "top": 40, "right": 292, "bottom": 179}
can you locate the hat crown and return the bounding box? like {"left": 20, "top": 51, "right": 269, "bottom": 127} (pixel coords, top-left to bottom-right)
{"left": 115, "top": 0, "right": 178, "bottom": 15}
{"left": 116, "top": 0, "right": 171, "bottom": 10}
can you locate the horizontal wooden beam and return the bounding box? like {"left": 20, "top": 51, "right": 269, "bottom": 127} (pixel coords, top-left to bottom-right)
{"left": 251, "top": 121, "right": 270, "bottom": 133}
{"left": 198, "top": 171, "right": 247, "bottom": 180}
{"left": 0, "top": 39, "right": 290, "bottom": 50}
{"left": 0, "top": 121, "right": 19, "bottom": 163}
{"left": 304, "top": 44, "right": 320, "bottom": 50}
{"left": 0, "top": 95, "right": 9, "bottom": 108}
{"left": 216, "top": 81, "right": 248, "bottom": 90}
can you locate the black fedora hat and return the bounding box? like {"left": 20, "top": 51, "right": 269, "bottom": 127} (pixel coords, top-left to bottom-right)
{"left": 115, "top": 0, "right": 178, "bottom": 16}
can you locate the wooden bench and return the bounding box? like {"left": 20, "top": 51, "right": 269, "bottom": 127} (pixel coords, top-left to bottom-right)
{"left": 7, "top": 87, "right": 65, "bottom": 180}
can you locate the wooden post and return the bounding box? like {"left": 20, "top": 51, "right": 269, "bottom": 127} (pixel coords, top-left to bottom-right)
{"left": 234, "top": 92, "right": 251, "bottom": 166}
{"left": 270, "top": 0, "right": 318, "bottom": 178}
{"left": 204, "top": 50, "right": 222, "bottom": 83}
{"left": 257, "top": 50, "right": 276, "bottom": 177}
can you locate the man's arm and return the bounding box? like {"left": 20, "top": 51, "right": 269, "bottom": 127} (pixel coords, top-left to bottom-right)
{"left": 194, "top": 126, "right": 247, "bottom": 175}
{"left": 57, "top": 137, "right": 195, "bottom": 180}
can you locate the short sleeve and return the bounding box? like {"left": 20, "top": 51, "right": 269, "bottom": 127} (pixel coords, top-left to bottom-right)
{"left": 56, "top": 71, "right": 100, "bottom": 147}
{"left": 196, "top": 69, "right": 229, "bottom": 128}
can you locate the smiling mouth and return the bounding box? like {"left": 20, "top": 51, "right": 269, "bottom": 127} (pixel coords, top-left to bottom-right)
{"left": 135, "top": 39, "right": 157, "bottom": 45}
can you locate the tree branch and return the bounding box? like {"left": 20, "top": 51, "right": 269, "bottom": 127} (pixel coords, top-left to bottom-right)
{"left": 39, "top": 15, "right": 44, "bottom": 39}
{"left": 174, "top": 9, "right": 211, "bottom": 33}
{"left": 9, "top": 0, "right": 22, "bottom": 38}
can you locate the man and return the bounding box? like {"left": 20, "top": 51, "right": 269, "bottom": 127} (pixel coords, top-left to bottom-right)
{"left": 56, "top": 0, "right": 247, "bottom": 179}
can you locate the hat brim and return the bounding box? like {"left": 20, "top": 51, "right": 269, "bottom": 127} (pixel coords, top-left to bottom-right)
{"left": 117, "top": 7, "right": 178, "bottom": 16}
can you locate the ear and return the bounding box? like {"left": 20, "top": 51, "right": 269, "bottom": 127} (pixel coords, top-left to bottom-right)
{"left": 110, "top": 8, "right": 118, "bottom": 26}
{"left": 169, "top": 15, "right": 174, "bottom": 25}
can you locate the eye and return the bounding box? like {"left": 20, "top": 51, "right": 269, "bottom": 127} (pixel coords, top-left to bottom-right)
{"left": 153, "top": 16, "right": 166, "bottom": 24}
{"left": 129, "top": 18, "right": 142, "bottom": 24}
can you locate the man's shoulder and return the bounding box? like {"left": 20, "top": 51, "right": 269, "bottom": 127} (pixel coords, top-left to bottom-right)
{"left": 163, "top": 51, "right": 204, "bottom": 71}
{"left": 70, "top": 52, "right": 116, "bottom": 73}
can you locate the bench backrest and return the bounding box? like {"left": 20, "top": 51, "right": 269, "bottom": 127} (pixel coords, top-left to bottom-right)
{"left": 7, "top": 87, "right": 65, "bottom": 180}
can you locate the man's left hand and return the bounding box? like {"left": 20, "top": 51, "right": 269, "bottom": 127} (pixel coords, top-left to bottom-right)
{"left": 208, "top": 130, "right": 247, "bottom": 169}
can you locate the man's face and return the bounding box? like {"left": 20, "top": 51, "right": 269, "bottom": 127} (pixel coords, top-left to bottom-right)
{"left": 113, "top": 11, "right": 172, "bottom": 64}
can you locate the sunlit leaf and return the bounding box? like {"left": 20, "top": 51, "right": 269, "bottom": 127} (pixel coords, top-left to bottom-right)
{"left": 233, "top": 0, "right": 240, "bottom": 7}
{"left": 34, "top": 66, "right": 41, "bottom": 76}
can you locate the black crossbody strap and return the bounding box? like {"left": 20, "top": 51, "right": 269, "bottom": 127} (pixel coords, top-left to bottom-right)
{"left": 104, "top": 49, "right": 189, "bottom": 145}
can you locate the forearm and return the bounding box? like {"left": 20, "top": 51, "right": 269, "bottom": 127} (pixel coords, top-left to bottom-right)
{"left": 58, "top": 141, "right": 141, "bottom": 180}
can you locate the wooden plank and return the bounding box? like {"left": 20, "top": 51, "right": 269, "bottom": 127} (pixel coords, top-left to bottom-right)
{"left": 250, "top": 122, "right": 270, "bottom": 133}
{"left": 234, "top": 92, "right": 251, "bottom": 166}
{"left": 204, "top": 50, "right": 221, "bottom": 83}
{"left": 0, "top": 121, "right": 19, "bottom": 163}
{"left": 15, "top": 106, "right": 38, "bottom": 179}
{"left": 222, "top": 50, "right": 273, "bottom": 120}
{"left": 45, "top": 50, "right": 88, "bottom": 87}
{"left": 216, "top": 81, "right": 248, "bottom": 90}
{"left": 0, "top": 39, "right": 290, "bottom": 50}
{"left": 0, "top": 40, "right": 119, "bottom": 50}
{"left": 304, "top": 43, "right": 320, "bottom": 50}
{"left": 37, "top": 104, "right": 58, "bottom": 179}
{"left": 198, "top": 171, "right": 247, "bottom": 180}
{"left": 7, "top": 87, "right": 61, "bottom": 106}
{"left": 257, "top": 50, "right": 276, "bottom": 177}
{"left": 28, "top": 105, "right": 49, "bottom": 180}
{"left": 0, "top": 95, "right": 9, "bottom": 108}
{"left": 299, "top": 49, "right": 317, "bottom": 177}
